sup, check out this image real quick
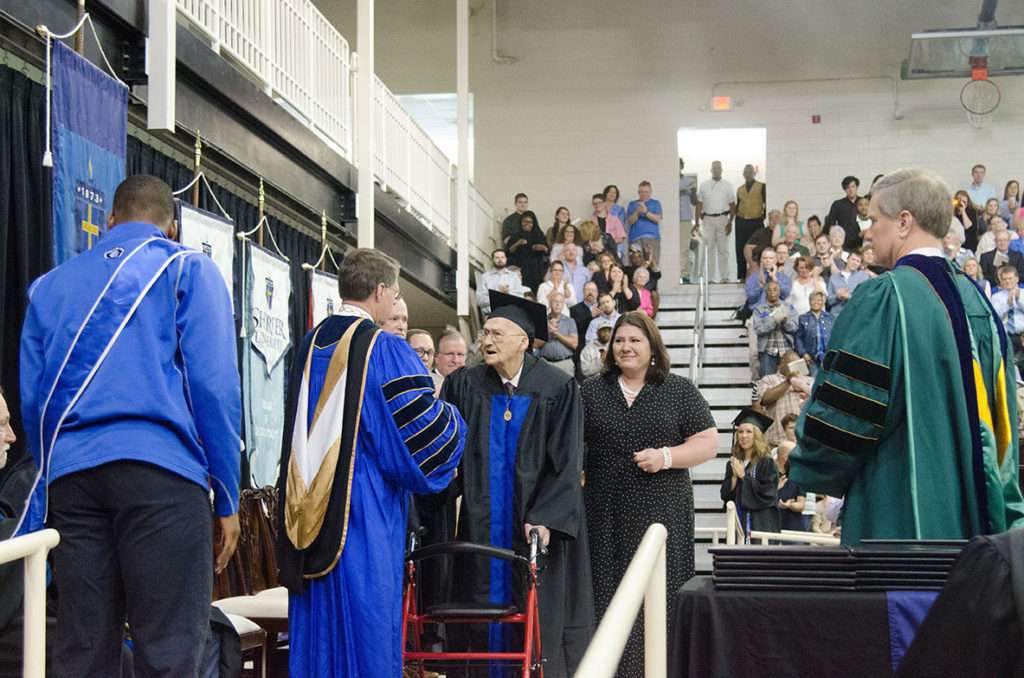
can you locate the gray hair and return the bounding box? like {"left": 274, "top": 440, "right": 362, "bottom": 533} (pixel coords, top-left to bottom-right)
{"left": 338, "top": 248, "right": 400, "bottom": 301}
{"left": 828, "top": 225, "right": 846, "bottom": 240}
{"left": 945, "top": 219, "right": 965, "bottom": 245}
{"left": 438, "top": 328, "right": 466, "bottom": 348}
{"left": 872, "top": 169, "right": 953, "bottom": 239}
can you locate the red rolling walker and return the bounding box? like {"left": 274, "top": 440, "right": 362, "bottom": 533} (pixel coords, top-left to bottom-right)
{"left": 402, "top": 530, "right": 545, "bottom": 677}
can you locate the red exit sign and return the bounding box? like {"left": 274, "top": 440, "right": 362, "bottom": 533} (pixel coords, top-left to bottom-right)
{"left": 811, "top": 115, "right": 821, "bottom": 124}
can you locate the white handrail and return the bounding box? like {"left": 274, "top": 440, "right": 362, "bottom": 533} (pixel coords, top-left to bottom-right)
{"left": 688, "top": 239, "right": 709, "bottom": 385}
{"left": 749, "top": 530, "right": 841, "bottom": 546}
{"left": 725, "top": 500, "right": 739, "bottom": 545}
{"left": 574, "top": 523, "right": 667, "bottom": 678}
{"left": 0, "top": 529, "right": 60, "bottom": 677}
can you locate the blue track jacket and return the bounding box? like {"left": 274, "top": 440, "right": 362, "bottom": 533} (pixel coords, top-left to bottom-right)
{"left": 19, "top": 222, "right": 241, "bottom": 525}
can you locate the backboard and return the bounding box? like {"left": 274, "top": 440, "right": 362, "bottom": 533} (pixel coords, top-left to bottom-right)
{"left": 902, "top": 27, "right": 1024, "bottom": 79}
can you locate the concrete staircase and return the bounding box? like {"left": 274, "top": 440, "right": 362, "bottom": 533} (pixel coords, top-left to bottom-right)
{"left": 660, "top": 283, "right": 749, "bottom": 573}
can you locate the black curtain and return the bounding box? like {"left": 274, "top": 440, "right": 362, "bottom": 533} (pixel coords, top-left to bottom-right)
{"left": 0, "top": 67, "right": 52, "bottom": 468}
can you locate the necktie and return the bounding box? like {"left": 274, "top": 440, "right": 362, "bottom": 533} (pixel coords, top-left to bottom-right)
{"left": 503, "top": 382, "right": 515, "bottom": 421}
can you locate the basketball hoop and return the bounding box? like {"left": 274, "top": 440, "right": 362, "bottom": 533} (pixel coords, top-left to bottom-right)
{"left": 961, "top": 76, "right": 1000, "bottom": 129}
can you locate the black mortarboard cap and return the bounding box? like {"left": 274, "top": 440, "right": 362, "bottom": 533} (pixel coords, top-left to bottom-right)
{"left": 732, "top": 407, "right": 774, "bottom": 433}
{"left": 488, "top": 290, "right": 549, "bottom": 343}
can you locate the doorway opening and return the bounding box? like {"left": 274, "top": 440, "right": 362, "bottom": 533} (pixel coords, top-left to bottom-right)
{"left": 677, "top": 127, "right": 767, "bottom": 283}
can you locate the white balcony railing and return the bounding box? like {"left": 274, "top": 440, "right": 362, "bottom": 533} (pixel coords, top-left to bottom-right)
{"left": 175, "top": 0, "right": 499, "bottom": 253}
{"left": 0, "top": 529, "right": 60, "bottom": 678}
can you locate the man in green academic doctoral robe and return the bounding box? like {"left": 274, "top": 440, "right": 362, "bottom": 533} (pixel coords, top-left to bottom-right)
{"left": 790, "top": 168, "right": 1024, "bottom": 546}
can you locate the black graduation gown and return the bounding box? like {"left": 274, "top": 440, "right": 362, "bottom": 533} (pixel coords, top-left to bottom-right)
{"left": 438, "top": 355, "right": 594, "bottom": 677}
{"left": 508, "top": 227, "right": 549, "bottom": 292}
{"left": 720, "top": 456, "right": 780, "bottom": 535}
{"left": 895, "top": 528, "right": 1024, "bottom": 677}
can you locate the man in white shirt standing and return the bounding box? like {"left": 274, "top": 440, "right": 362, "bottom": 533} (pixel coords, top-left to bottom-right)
{"left": 967, "top": 164, "right": 998, "bottom": 211}
{"left": 477, "top": 248, "right": 526, "bottom": 314}
{"left": 696, "top": 160, "right": 737, "bottom": 283}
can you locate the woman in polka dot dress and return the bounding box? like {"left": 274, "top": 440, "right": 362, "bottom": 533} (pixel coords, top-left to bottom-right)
{"left": 581, "top": 311, "right": 718, "bottom": 677}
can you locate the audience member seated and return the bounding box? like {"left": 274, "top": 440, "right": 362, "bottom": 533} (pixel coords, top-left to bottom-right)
{"left": 967, "top": 163, "right": 998, "bottom": 210}
{"left": 788, "top": 256, "right": 827, "bottom": 315}
{"left": 500, "top": 192, "right": 529, "bottom": 243}
{"left": 1010, "top": 213, "right": 1024, "bottom": 256}
{"left": 810, "top": 233, "right": 834, "bottom": 283}
{"left": 745, "top": 247, "right": 792, "bottom": 309}
{"left": 571, "top": 281, "right": 601, "bottom": 345}
{"left": 804, "top": 214, "right": 824, "bottom": 248}
{"left": 774, "top": 242, "right": 796, "bottom": 279}
{"left": 1000, "top": 180, "right": 1020, "bottom": 222}
{"left": 742, "top": 210, "right": 778, "bottom": 278}
{"left": 585, "top": 293, "right": 620, "bottom": 343}
{"left": 560, "top": 241, "right": 592, "bottom": 303}
{"left": 592, "top": 193, "right": 627, "bottom": 259}
{"left": 990, "top": 264, "right": 1024, "bottom": 377}
{"left": 954, "top": 188, "right": 980, "bottom": 251}
{"left": 943, "top": 221, "right": 971, "bottom": 267}
{"left": 963, "top": 256, "right": 991, "bottom": 297}
{"left": 547, "top": 205, "right": 572, "bottom": 245}
{"left": 981, "top": 197, "right": 1002, "bottom": 235}
{"left": 776, "top": 440, "right": 809, "bottom": 532}
{"left": 855, "top": 195, "right": 872, "bottom": 238}
{"left": 794, "top": 291, "right": 834, "bottom": 376}
{"left": 754, "top": 350, "right": 811, "bottom": 446}
{"left": 379, "top": 296, "right": 409, "bottom": 338}
{"left": 537, "top": 291, "right": 579, "bottom": 376}
{"left": 721, "top": 409, "right": 780, "bottom": 538}
{"left": 861, "top": 245, "right": 885, "bottom": 277}
{"left": 827, "top": 225, "right": 849, "bottom": 268}
{"left": 632, "top": 268, "right": 656, "bottom": 318}
{"left": 537, "top": 260, "right": 578, "bottom": 315}
{"left": 608, "top": 264, "right": 641, "bottom": 314}
{"left": 435, "top": 329, "right": 468, "bottom": 380}
{"left": 507, "top": 210, "right": 548, "bottom": 291}
{"left": 407, "top": 329, "right": 443, "bottom": 392}
{"left": 591, "top": 251, "right": 615, "bottom": 295}
{"left": 550, "top": 223, "right": 585, "bottom": 264}
{"left": 976, "top": 215, "right": 1015, "bottom": 256}
{"left": 624, "top": 243, "right": 662, "bottom": 292}
{"left": 981, "top": 230, "right": 1024, "bottom": 287}
{"left": 477, "top": 248, "right": 526, "bottom": 314}
{"left": 752, "top": 281, "right": 799, "bottom": 378}
{"left": 827, "top": 248, "right": 868, "bottom": 316}
{"left": 780, "top": 223, "right": 809, "bottom": 257}
{"left": 580, "top": 219, "right": 617, "bottom": 267}
{"left": 580, "top": 319, "right": 614, "bottom": 378}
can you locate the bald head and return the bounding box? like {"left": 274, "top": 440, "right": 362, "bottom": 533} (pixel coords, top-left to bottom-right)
{"left": 110, "top": 175, "right": 176, "bottom": 235}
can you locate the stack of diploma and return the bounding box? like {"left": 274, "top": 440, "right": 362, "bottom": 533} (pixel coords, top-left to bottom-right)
{"left": 709, "top": 540, "right": 966, "bottom": 592}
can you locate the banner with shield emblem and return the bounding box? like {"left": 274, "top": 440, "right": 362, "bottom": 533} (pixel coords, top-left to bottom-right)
{"left": 308, "top": 269, "right": 339, "bottom": 329}
{"left": 178, "top": 202, "right": 235, "bottom": 302}
{"left": 243, "top": 243, "right": 292, "bottom": 487}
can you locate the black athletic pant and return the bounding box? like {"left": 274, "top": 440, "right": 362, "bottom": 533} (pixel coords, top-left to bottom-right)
{"left": 734, "top": 217, "right": 764, "bottom": 280}
{"left": 48, "top": 461, "right": 213, "bottom": 678}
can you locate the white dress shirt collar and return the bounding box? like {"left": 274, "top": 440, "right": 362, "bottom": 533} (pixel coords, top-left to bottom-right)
{"left": 500, "top": 361, "right": 525, "bottom": 390}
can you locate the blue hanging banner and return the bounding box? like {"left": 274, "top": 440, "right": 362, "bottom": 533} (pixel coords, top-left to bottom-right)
{"left": 50, "top": 40, "right": 128, "bottom": 265}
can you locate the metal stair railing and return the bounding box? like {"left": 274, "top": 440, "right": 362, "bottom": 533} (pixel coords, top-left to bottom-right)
{"left": 688, "top": 240, "right": 710, "bottom": 385}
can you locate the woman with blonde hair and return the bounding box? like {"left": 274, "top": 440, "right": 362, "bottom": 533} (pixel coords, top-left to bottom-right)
{"left": 720, "top": 408, "right": 780, "bottom": 539}
{"left": 963, "top": 256, "right": 991, "bottom": 298}
{"left": 772, "top": 200, "right": 803, "bottom": 244}
{"left": 579, "top": 219, "right": 615, "bottom": 266}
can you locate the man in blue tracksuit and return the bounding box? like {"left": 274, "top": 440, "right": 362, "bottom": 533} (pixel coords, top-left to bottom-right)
{"left": 18, "top": 175, "right": 241, "bottom": 677}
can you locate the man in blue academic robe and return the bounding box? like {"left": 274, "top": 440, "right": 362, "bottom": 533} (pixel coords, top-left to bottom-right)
{"left": 276, "top": 248, "right": 465, "bottom": 677}
{"left": 18, "top": 176, "right": 241, "bottom": 676}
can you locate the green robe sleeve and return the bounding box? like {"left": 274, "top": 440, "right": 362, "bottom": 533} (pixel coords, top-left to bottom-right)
{"left": 790, "top": 276, "right": 899, "bottom": 497}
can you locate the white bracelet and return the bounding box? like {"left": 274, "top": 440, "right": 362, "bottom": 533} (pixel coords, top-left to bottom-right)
{"left": 661, "top": 446, "right": 672, "bottom": 471}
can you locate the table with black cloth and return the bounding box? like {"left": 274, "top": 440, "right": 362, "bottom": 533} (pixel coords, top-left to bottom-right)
{"left": 669, "top": 577, "right": 912, "bottom": 678}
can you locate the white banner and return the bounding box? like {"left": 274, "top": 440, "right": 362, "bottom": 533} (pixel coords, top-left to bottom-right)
{"left": 248, "top": 243, "right": 292, "bottom": 372}
{"left": 178, "top": 202, "right": 235, "bottom": 298}
{"left": 310, "top": 270, "right": 339, "bottom": 327}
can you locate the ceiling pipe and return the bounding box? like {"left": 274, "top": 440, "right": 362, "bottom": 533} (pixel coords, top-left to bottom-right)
{"left": 710, "top": 75, "right": 903, "bottom": 121}
{"left": 491, "top": 0, "right": 517, "bottom": 64}
{"left": 977, "top": 0, "right": 998, "bottom": 29}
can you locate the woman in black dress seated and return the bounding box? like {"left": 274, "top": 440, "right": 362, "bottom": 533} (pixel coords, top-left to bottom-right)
{"left": 720, "top": 408, "right": 780, "bottom": 541}
{"left": 506, "top": 210, "right": 548, "bottom": 292}
{"left": 581, "top": 311, "right": 718, "bottom": 677}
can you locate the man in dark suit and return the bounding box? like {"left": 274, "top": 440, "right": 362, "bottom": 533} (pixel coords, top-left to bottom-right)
{"left": 825, "top": 176, "right": 861, "bottom": 250}
{"left": 980, "top": 230, "right": 1024, "bottom": 286}
{"left": 570, "top": 281, "right": 600, "bottom": 380}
